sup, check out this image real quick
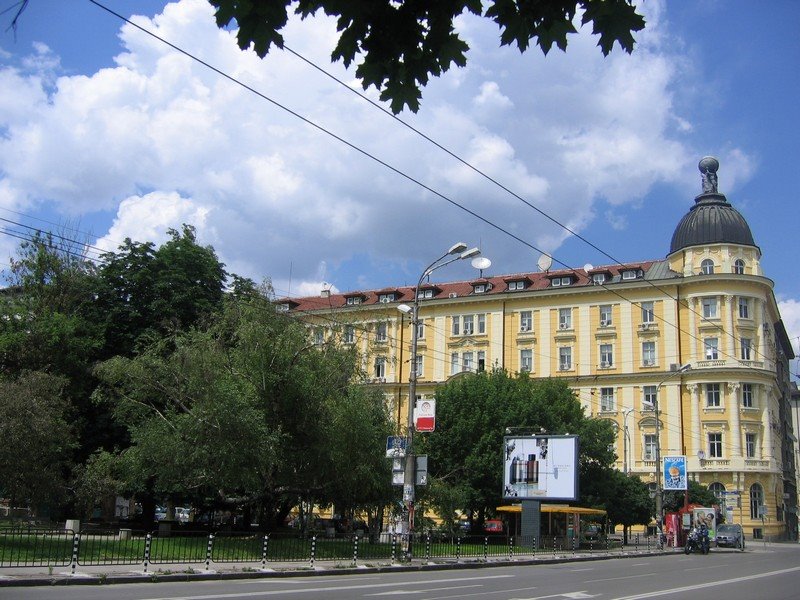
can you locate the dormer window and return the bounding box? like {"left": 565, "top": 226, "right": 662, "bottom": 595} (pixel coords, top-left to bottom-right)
{"left": 592, "top": 273, "right": 606, "bottom": 285}
{"left": 507, "top": 280, "right": 527, "bottom": 291}
{"left": 277, "top": 303, "right": 290, "bottom": 312}
{"left": 345, "top": 294, "right": 365, "bottom": 305}
{"left": 472, "top": 282, "right": 492, "bottom": 294}
{"left": 700, "top": 259, "right": 715, "bottom": 275}
{"left": 417, "top": 288, "right": 436, "bottom": 300}
{"left": 551, "top": 276, "right": 572, "bottom": 287}
{"left": 622, "top": 270, "right": 642, "bottom": 280}
{"left": 378, "top": 293, "right": 395, "bottom": 303}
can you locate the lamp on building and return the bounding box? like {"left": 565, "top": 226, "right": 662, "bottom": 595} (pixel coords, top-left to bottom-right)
{"left": 396, "top": 242, "right": 483, "bottom": 560}
{"left": 654, "top": 363, "right": 691, "bottom": 525}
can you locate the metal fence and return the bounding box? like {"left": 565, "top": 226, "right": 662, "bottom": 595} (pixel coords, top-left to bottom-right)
{"left": 0, "top": 527, "right": 663, "bottom": 570}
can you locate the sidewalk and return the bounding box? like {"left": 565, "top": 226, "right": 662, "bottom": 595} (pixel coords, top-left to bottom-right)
{"left": 0, "top": 547, "right": 677, "bottom": 587}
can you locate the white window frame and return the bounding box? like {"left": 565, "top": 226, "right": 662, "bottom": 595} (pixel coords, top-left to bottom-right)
{"left": 642, "top": 385, "right": 657, "bottom": 410}
{"left": 592, "top": 273, "right": 606, "bottom": 285}
{"left": 706, "top": 383, "right": 721, "bottom": 407}
{"left": 702, "top": 297, "right": 718, "bottom": 319}
{"left": 708, "top": 432, "right": 723, "bottom": 458}
{"left": 643, "top": 434, "right": 657, "bottom": 461}
{"left": 622, "top": 270, "right": 637, "bottom": 280}
{"left": 700, "top": 259, "right": 715, "bottom": 275}
{"left": 477, "top": 350, "right": 486, "bottom": 372}
{"left": 314, "top": 328, "right": 325, "bottom": 345}
{"left": 463, "top": 315, "right": 475, "bottom": 335}
{"left": 462, "top": 351, "right": 474, "bottom": 372}
{"left": 599, "top": 305, "right": 612, "bottom": 326}
{"left": 375, "top": 322, "right": 387, "bottom": 342}
{"left": 738, "top": 297, "right": 750, "bottom": 319}
{"left": 451, "top": 316, "right": 460, "bottom": 336}
{"left": 508, "top": 280, "right": 526, "bottom": 291}
{"left": 344, "top": 325, "right": 355, "bottom": 344}
{"left": 414, "top": 354, "right": 423, "bottom": 377}
{"left": 642, "top": 341, "right": 656, "bottom": 366}
{"left": 745, "top": 433, "right": 757, "bottom": 458}
{"left": 416, "top": 319, "right": 425, "bottom": 340}
{"left": 600, "top": 387, "right": 615, "bottom": 412}
{"left": 520, "top": 349, "right": 533, "bottom": 372}
{"left": 559, "top": 346, "right": 572, "bottom": 370}
{"left": 418, "top": 289, "right": 434, "bottom": 299}
{"left": 378, "top": 293, "right": 395, "bottom": 303}
{"left": 520, "top": 310, "right": 533, "bottom": 332}
{"left": 641, "top": 301, "right": 655, "bottom": 323}
{"left": 704, "top": 337, "right": 719, "bottom": 360}
{"left": 559, "top": 308, "right": 572, "bottom": 329}
{"left": 600, "top": 344, "right": 613, "bottom": 368}
{"left": 478, "top": 313, "right": 486, "bottom": 334}
{"left": 733, "top": 259, "right": 745, "bottom": 275}
{"left": 374, "top": 356, "right": 386, "bottom": 379}
{"left": 741, "top": 338, "right": 752, "bottom": 360}
{"left": 473, "top": 284, "right": 486, "bottom": 294}
{"left": 346, "top": 296, "right": 362, "bottom": 305}
{"left": 742, "top": 383, "right": 754, "bottom": 408}
{"left": 450, "top": 352, "right": 460, "bottom": 375}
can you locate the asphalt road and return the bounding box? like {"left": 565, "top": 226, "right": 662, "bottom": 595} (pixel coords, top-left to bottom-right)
{"left": 2, "top": 544, "right": 799, "bottom": 600}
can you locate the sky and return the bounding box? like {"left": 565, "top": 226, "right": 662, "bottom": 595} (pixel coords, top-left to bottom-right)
{"left": 0, "top": 0, "right": 798, "bottom": 373}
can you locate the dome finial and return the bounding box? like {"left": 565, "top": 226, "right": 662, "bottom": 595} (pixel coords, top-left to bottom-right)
{"left": 699, "top": 156, "right": 719, "bottom": 194}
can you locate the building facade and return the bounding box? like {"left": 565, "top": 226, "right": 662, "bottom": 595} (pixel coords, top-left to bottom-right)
{"left": 279, "top": 158, "right": 797, "bottom": 540}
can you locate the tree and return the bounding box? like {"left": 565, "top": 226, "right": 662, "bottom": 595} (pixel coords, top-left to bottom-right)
{"left": 93, "top": 293, "right": 393, "bottom": 529}
{"left": 0, "top": 371, "right": 76, "bottom": 515}
{"left": 209, "top": 0, "right": 646, "bottom": 113}
{"left": 663, "top": 480, "right": 718, "bottom": 514}
{"left": 418, "top": 371, "right": 616, "bottom": 528}
{"left": 602, "top": 471, "right": 652, "bottom": 544}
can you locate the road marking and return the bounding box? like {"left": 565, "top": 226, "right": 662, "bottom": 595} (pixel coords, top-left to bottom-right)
{"left": 569, "top": 568, "right": 594, "bottom": 572}
{"left": 591, "top": 573, "right": 653, "bottom": 582}
{"left": 140, "top": 574, "right": 513, "bottom": 600}
{"left": 610, "top": 565, "right": 800, "bottom": 600}
{"left": 510, "top": 592, "right": 595, "bottom": 600}
{"left": 367, "top": 584, "right": 482, "bottom": 595}
{"left": 423, "top": 586, "right": 539, "bottom": 600}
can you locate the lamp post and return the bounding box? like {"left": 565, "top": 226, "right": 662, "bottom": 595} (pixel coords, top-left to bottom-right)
{"left": 623, "top": 407, "right": 634, "bottom": 475}
{"left": 396, "top": 242, "right": 481, "bottom": 559}
{"left": 654, "top": 363, "right": 691, "bottom": 525}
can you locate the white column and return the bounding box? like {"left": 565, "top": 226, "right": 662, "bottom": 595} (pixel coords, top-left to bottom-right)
{"left": 688, "top": 297, "right": 698, "bottom": 363}
{"left": 726, "top": 295, "right": 736, "bottom": 361}
{"left": 728, "top": 382, "right": 742, "bottom": 457}
{"left": 763, "top": 387, "right": 774, "bottom": 465}
{"left": 688, "top": 384, "right": 700, "bottom": 457}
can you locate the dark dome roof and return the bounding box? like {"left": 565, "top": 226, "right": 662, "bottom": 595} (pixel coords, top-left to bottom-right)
{"left": 669, "top": 158, "right": 756, "bottom": 254}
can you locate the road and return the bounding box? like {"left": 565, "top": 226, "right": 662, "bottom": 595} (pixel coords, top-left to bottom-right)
{"left": 2, "top": 544, "right": 799, "bottom": 600}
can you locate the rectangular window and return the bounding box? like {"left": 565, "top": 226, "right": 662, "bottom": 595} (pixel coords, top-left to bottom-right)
{"left": 592, "top": 273, "right": 606, "bottom": 285}
{"left": 418, "top": 289, "right": 433, "bottom": 299}
{"left": 520, "top": 349, "right": 533, "bottom": 372}
{"left": 600, "top": 387, "right": 615, "bottom": 412}
{"left": 641, "top": 301, "right": 655, "bottom": 323}
{"left": 376, "top": 322, "right": 387, "bottom": 342}
{"left": 477, "top": 350, "right": 486, "bottom": 372}
{"left": 414, "top": 354, "right": 423, "bottom": 377}
{"left": 600, "top": 344, "right": 613, "bottom": 368}
{"left": 450, "top": 352, "right": 460, "bottom": 376}
{"left": 346, "top": 296, "right": 361, "bottom": 305}
{"left": 643, "top": 385, "right": 657, "bottom": 410}
{"left": 378, "top": 293, "right": 395, "bottom": 303}
{"left": 416, "top": 319, "right": 425, "bottom": 340}
{"left": 742, "top": 383, "right": 754, "bottom": 408}
{"left": 451, "top": 316, "right": 460, "bottom": 336}
{"left": 473, "top": 284, "right": 486, "bottom": 294}
{"left": 704, "top": 338, "right": 719, "bottom": 360}
{"left": 746, "top": 433, "right": 757, "bottom": 458}
{"left": 314, "top": 328, "right": 324, "bottom": 345}
{"left": 709, "top": 432, "right": 723, "bottom": 458}
{"left": 702, "top": 297, "right": 718, "bottom": 319}
{"left": 706, "top": 383, "right": 721, "bottom": 407}
{"left": 520, "top": 310, "right": 533, "bottom": 332}
{"left": 374, "top": 356, "right": 385, "bottom": 379}
{"left": 463, "top": 315, "right": 475, "bottom": 335}
{"left": 559, "top": 347, "right": 572, "bottom": 370}
{"left": 741, "top": 338, "right": 752, "bottom": 360}
{"left": 622, "top": 270, "right": 637, "bottom": 280}
{"left": 462, "top": 351, "right": 474, "bottom": 372}
{"left": 642, "top": 341, "right": 656, "bottom": 366}
{"left": 477, "top": 314, "right": 486, "bottom": 334}
{"left": 559, "top": 308, "right": 572, "bottom": 329}
{"left": 508, "top": 280, "right": 526, "bottom": 291}
{"left": 738, "top": 297, "right": 750, "bottom": 319}
{"left": 643, "top": 434, "right": 657, "bottom": 461}
{"left": 599, "top": 305, "right": 612, "bottom": 326}
{"left": 551, "top": 276, "right": 572, "bottom": 287}
{"left": 344, "top": 325, "right": 355, "bottom": 344}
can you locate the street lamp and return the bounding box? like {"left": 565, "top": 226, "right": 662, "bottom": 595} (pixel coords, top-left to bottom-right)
{"left": 622, "top": 407, "right": 635, "bottom": 475}
{"left": 396, "top": 242, "right": 482, "bottom": 559}
{"left": 654, "top": 363, "right": 691, "bottom": 525}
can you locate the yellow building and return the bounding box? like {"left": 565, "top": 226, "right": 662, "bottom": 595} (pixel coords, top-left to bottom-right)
{"left": 278, "top": 157, "right": 797, "bottom": 541}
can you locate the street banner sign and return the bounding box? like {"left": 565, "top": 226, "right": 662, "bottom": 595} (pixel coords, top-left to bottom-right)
{"left": 414, "top": 400, "right": 436, "bottom": 432}
{"left": 663, "top": 455, "right": 687, "bottom": 490}
{"left": 386, "top": 436, "right": 407, "bottom": 457}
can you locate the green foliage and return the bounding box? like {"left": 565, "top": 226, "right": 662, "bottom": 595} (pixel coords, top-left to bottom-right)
{"left": 663, "top": 480, "right": 718, "bottom": 513}
{"left": 418, "top": 371, "right": 616, "bottom": 523}
{"left": 601, "top": 472, "right": 652, "bottom": 529}
{"left": 0, "top": 372, "right": 76, "bottom": 511}
{"left": 209, "top": 0, "right": 645, "bottom": 113}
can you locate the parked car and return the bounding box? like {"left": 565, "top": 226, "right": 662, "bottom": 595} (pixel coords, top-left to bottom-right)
{"left": 715, "top": 524, "right": 744, "bottom": 549}
{"left": 484, "top": 520, "right": 504, "bottom": 534}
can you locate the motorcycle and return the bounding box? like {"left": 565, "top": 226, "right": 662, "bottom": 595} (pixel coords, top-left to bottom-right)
{"left": 684, "top": 527, "right": 710, "bottom": 555}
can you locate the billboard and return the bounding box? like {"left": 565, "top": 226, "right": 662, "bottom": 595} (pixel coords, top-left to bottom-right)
{"left": 502, "top": 435, "right": 579, "bottom": 501}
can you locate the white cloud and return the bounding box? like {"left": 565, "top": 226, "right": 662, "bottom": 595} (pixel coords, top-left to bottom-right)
{"left": 778, "top": 298, "right": 800, "bottom": 360}
{"left": 0, "top": 0, "right": 730, "bottom": 293}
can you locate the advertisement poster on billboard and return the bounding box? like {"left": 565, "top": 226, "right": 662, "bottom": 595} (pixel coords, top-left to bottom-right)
{"left": 662, "top": 455, "right": 687, "bottom": 491}
{"left": 502, "top": 435, "right": 578, "bottom": 501}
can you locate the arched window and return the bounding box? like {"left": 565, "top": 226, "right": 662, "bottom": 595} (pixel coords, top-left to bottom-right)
{"left": 700, "top": 259, "right": 715, "bottom": 275}
{"left": 749, "top": 483, "right": 764, "bottom": 520}
{"left": 708, "top": 482, "right": 726, "bottom": 501}
{"left": 733, "top": 259, "right": 746, "bottom": 274}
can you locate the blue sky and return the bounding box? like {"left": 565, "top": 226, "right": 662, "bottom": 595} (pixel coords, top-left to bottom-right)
{"left": 0, "top": 0, "right": 798, "bottom": 370}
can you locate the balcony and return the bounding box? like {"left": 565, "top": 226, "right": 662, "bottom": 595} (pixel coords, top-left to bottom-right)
{"left": 694, "top": 358, "right": 770, "bottom": 370}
